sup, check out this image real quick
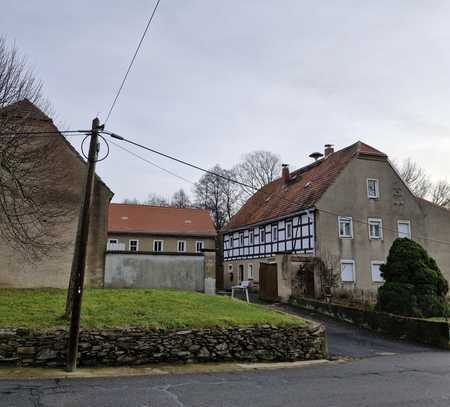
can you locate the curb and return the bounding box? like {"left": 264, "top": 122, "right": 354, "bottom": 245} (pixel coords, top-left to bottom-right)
{"left": 0, "top": 359, "right": 335, "bottom": 381}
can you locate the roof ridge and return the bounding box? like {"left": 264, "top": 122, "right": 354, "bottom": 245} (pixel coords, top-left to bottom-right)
{"left": 110, "top": 203, "right": 208, "bottom": 211}
{"left": 224, "top": 141, "right": 367, "bottom": 230}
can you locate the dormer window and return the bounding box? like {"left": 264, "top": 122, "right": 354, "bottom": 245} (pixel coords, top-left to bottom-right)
{"left": 367, "top": 179, "right": 379, "bottom": 199}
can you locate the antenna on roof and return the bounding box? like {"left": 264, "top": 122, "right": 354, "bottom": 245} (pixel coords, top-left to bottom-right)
{"left": 309, "top": 152, "right": 323, "bottom": 161}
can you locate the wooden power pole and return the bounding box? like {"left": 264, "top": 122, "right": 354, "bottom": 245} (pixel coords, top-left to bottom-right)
{"left": 66, "top": 118, "right": 102, "bottom": 372}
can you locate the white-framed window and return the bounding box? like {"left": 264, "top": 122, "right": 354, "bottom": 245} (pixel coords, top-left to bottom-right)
{"left": 340, "top": 260, "right": 355, "bottom": 283}
{"left": 398, "top": 220, "right": 411, "bottom": 239}
{"left": 368, "top": 218, "right": 383, "bottom": 240}
{"left": 371, "top": 261, "right": 384, "bottom": 283}
{"left": 239, "top": 233, "right": 244, "bottom": 247}
{"left": 248, "top": 263, "right": 254, "bottom": 279}
{"left": 367, "top": 178, "right": 380, "bottom": 199}
{"left": 272, "top": 225, "right": 278, "bottom": 242}
{"left": 177, "top": 240, "right": 186, "bottom": 252}
{"left": 153, "top": 240, "right": 163, "bottom": 252}
{"left": 338, "top": 216, "right": 353, "bottom": 238}
{"left": 196, "top": 241, "right": 204, "bottom": 252}
{"left": 108, "top": 239, "right": 118, "bottom": 245}
{"left": 129, "top": 239, "right": 139, "bottom": 252}
{"left": 260, "top": 228, "right": 265, "bottom": 243}
{"left": 286, "top": 222, "right": 293, "bottom": 239}
{"left": 230, "top": 236, "right": 234, "bottom": 248}
{"left": 249, "top": 230, "right": 254, "bottom": 245}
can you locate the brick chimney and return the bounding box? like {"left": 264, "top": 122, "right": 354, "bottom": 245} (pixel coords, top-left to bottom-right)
{"left": 282, "top": 164, "right": 290, "bottom": 184}
{"left": 324, "top": 144, "right": 334, "bottom": 157}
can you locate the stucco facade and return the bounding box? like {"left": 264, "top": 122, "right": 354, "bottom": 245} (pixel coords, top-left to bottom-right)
{"left": 316, "top": 156, "right": 450, "bottom": 291}
{"left": 0, "top": 101, "right": 113, "bottom": 288}
{"left": 107, "top": 234, "right": 216, "bottom": 254}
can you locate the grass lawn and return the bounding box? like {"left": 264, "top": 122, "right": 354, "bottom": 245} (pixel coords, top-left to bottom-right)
{"left": 0, "top": 288, "right": 306, "bottom": 330}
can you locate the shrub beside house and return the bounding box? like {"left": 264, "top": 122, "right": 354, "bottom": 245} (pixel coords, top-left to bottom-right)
{"left": 377, "top": 238, "right": 449, "bottom": 318}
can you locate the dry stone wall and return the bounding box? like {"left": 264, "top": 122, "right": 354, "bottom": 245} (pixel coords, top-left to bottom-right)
{"left": 0, "top": 324, "right": 326, "bottom": 367}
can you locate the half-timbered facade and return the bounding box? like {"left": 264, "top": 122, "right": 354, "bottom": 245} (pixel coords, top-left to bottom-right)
{"left": 223, "top": 210, "right": 315, "bottom": 261}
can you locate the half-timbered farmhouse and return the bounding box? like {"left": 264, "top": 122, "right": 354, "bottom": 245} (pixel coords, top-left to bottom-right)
{"left": 222, "top": 142, "right": 450, "bottom": 296}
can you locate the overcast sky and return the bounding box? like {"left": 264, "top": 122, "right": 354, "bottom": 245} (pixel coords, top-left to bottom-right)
{"left": 2, "top": 1, "right": 450, "bottom": 202}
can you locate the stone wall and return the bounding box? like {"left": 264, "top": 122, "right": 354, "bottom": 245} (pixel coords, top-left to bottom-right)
{"left": 0, "top": 324, "right": 326, "bottom": 368}
{"left": 290, "top": 297, "right": 450, "bottom": 349}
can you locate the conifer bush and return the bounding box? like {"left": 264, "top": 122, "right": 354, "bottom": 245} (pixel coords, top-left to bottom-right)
{"left": 376, "top": 238, "right": 448, "bottom": 318}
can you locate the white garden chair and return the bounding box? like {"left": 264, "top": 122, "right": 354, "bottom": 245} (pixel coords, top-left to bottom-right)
{"left": 231, "top": 280, "right": 250, "bottom": 303}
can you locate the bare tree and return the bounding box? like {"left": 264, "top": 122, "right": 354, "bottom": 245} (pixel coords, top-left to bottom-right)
{"left": 234, "top": 150, "right": 281, "bottom": 198}
{"left": 395, "top": 158, "right": 450, "bottom": 207}
{"left": 431, "top": 180, "right": 450, "bottom": 208}
{"left": 315, "top": 247, "right": 340, "bottom": 298}
{"left": 123, "top": 198, "right": 139, "bottom": 204}
{"left": 171, "top": 188, "right": 191, "bottom": 208}
{"left": 194, "top": 165, "right": 241, "bottom": 230}
{"left": 396, "top": 158, "right": 432, "bottom": 198}
{"left": 145, "top": 193, "right": 169, "bottom": 206}
{"left": 0, "top": 36, "right": 72, "bottom": 260}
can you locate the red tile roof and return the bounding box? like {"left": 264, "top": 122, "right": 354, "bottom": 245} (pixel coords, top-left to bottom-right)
{"left": 108, "top": 204, "right": 217, "bottom": 236}
{"left": 225, "top": 141, "right": 387, "bottom": 230}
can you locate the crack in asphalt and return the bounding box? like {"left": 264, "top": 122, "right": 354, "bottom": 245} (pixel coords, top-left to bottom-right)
{"left": 154, "top": 385, "right": 187, "bottom": 407}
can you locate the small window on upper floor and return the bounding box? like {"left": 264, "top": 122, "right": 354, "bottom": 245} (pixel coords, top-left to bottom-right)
{"left": 260, "top": 228, "right": 265, "bottom": 243}
{"left": 177, "top": 240, "right": 186, "bottom": 253}
{"left": 368, "top": 218, "right": 383, "bottom": 240}
{"left": 398, "top": 220, "right": 411, "bottom": 239}
{"left": 153, "top": 240, "right": 163, "bottom": 252}
{"left": 286, "top": 222, "right": 293, "bottom": 239}
{"left": 338, "top": 216, "right": 353, "bottom": 238}
{"left": 129, "top": 239, "right": 139, "bottom": 252}
{"left": 229, "top": 236, "right": 234, "bottom": 249}
{"left": 249, "top": 230, "right": 254, "bottom": 245}
{"left": 367, "top": 179, "right": 379, "bottom": 199}
{"left": 272, "top": 225, "right": 278, "bottom": 242}
{"left": 196, "top": 241, "right": 204, "bottom": 253}
{"left": 239, "top": 233, "right": 244, "bottom": 247}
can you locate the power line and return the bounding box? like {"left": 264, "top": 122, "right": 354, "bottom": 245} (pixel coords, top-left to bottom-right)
{"left": 104, "top": 131, "right": 450, "bottom": 247}
{"left": 109, "top": 139, "right": 195, "bottom": 185}
{"left": 0, "top": 130, "right": 89, "bottom": 138}
{"left": 105, "top": 131, "right": 256, "bottom": 191}
{"left": 104, "top": 0, "right": 162, "bottom": 126}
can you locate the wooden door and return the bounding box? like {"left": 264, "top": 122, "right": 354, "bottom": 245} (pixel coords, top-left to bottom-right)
{"left": 259, "top": 263, "right": 278, "bottom": 301}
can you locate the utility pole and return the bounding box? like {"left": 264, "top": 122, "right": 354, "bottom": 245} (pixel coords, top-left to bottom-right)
{"left": 66, "top": 118, "right": 102, "bottom": 372}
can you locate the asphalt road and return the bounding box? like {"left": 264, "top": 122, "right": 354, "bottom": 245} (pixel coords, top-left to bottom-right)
{"left": 1, "top": 308, "right": 449, "bottom": 407}
{"left": 270, "top": 304, "right": 433, "bottom": 358}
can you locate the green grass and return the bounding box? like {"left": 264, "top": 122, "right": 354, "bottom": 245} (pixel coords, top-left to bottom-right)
{"left": 0, "top": 288, "right": 306, "bottom": 330}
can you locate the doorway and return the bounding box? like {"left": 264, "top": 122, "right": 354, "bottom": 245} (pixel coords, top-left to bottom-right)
{"left": 239, "top": 264, "right": 244, "bottom": 282}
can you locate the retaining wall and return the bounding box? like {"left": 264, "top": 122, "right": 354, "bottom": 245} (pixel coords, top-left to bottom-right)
{"left": 290, "top": 297, "right": 450, "bottom": 349}
{"left": 0, "top": 324, "right": 327, "bottom": 367}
